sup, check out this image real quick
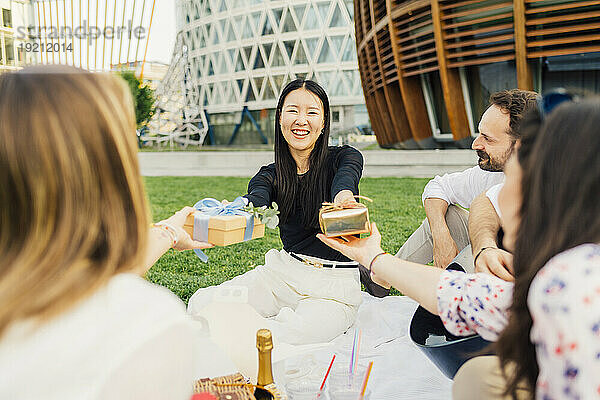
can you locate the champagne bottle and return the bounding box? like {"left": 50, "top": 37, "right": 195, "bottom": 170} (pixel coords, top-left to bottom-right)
{"left": 254, "top": 329, "right": 275, "bottom": 400}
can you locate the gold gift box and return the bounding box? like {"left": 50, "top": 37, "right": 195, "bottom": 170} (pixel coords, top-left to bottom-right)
{"left": 319, "top": 207, "right": 370, "bottom": 237}
{"left": 184, "top": 213, "right": 265, "bottom": 246}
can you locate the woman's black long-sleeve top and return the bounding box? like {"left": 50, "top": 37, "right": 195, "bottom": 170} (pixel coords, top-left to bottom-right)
{"left": 244, "top": 145, "right": 363, "bottom": 262}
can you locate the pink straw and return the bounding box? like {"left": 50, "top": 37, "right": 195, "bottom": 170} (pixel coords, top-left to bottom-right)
{"left": 358, "top": 361, "right": 373, "bottom": 400}
{"left": 316, "top": 354, "right": 336, "bottom": 399}
{"left": 353, "top": 330, "right": 362, "bottom": 374}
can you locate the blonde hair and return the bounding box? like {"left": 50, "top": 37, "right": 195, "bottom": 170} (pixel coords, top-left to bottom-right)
{"left": 0, "top": 66, "right": 149, "bottom": 336}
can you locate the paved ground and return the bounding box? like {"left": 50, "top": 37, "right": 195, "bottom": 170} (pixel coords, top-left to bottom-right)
{"left": 139, "top": 149, "right": 477, "bottom": 178}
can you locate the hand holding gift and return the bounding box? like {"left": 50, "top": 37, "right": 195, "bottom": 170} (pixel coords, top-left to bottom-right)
{"left": 333, "top": 189, "right": 359, "bottom": 207}
{"left": 319, "top": 195, "right": 373, "bottom": 238}
{"left": 317, "top": 222, "right": 391, "bottom": 288}
{"left": 144, "top": 207, "right": 214, "bottom": 275}
{"left": 183, "top": 197, "right": 279, "bottom": 262}
{"left": 157, "top": 206, "right": 215, "bottom": 252}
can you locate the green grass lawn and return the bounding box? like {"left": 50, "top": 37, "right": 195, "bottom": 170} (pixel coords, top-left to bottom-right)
{"left": 145, "top": 176, "right": 428, "bottom": 303}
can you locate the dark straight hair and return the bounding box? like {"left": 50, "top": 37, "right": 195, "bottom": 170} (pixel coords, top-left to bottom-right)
{"left": 495, "top": 100, "right": 600, "bottom": 399}
{"left": 274, "top": 79, "right": 331, "bottom": 227}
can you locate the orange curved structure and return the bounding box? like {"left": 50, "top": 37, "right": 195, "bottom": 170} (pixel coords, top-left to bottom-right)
{"left": 355, "top": 0, "right": 600, "bottom": 149}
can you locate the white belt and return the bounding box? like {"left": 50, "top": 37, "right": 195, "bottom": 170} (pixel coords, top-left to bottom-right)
{"left": 289, "top": 252, "right": 359, "bottom": 269}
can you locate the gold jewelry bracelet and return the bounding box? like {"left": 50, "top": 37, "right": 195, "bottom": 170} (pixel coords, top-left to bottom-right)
{"left": 152, "top": 222, "right": 178, "bottom": 247}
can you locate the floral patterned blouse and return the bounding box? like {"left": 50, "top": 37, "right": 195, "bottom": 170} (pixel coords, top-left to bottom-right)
{"left": 437, "top": 243, "right": 600, "bottom": 399}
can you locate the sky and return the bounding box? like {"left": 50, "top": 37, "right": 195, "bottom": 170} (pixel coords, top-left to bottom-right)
{"left": 29, "top": 0, "right": 177, "bottom": 69}
{"left": 145, "top": 1, "right": 176, "bottom": 64}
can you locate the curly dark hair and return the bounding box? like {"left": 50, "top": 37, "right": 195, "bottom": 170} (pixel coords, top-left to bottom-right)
{"left": 489, "top": 89, "right": 539, "bottom": 141}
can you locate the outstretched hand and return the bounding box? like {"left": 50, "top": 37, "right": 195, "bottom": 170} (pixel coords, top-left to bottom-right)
{"left": 158, "top": 206, "right": 213, "bottom": 251}
{"left": 333, "top": 189, "right": 358, "bottom": 207}
{"left": 317, "top": 222, "right": 384, "bottom": 267}
{"left": 141, "top": 207, "right": 214, "bottom": 275}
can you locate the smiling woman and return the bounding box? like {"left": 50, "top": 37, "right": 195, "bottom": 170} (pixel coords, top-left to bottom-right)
{"left": 279, "top": 87, "right": 325, "bottom": 167}
{"left": 187, "top": 79, "right": 389, "bottom": 346}
{"left": 271, "top": 79, "right": 345, "bottom": 232}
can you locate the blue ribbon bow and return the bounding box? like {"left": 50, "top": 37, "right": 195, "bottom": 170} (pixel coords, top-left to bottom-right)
{"left": 192, "top": 196, "right": 254, "bottom": 262}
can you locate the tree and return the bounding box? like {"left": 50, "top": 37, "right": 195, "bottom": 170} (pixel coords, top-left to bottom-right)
{"left": 118, "top": 70, "right": 156, "bottom": 128}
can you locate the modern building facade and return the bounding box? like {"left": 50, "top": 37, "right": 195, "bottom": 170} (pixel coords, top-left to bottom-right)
{"left": 356, "top": 0, "right": 600, "bottom": 149}
{"left": 0, "top": 0, "right": 36, "bottom": 72}
{"left": 176, "top": 0, "right": 367, "bottom": 145}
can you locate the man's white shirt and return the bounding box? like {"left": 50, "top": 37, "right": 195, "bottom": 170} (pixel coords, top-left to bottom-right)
{"left": 422, "top": 166, "right": 505, "bottom": 212}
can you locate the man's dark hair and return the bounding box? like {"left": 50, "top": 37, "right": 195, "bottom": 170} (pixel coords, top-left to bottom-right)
{"left": 489, "top": 89, "right": 539, "bottom": 141}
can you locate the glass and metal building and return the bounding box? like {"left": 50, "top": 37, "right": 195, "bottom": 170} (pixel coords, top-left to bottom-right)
{"left": 176, "top": 0, "right": 367, "bottom": 145}
{"left": 355, "top": 0, "right": 600, "bottom": 149}
{"left": 0, "top": 0, "right": 36, "bottom": 73}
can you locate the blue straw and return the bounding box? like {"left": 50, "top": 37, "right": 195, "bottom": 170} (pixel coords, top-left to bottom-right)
{"left": 350, "top": 330, "right": 358, "bottom": 376}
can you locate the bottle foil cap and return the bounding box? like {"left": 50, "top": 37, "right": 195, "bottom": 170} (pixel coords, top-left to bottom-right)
{"left": 256, "top": 329, "right": 273, "bottom": 351}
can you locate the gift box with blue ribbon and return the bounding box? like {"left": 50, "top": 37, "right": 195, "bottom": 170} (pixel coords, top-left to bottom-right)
{"left": 183, "top": 197, "right": 265, "bottom": 249}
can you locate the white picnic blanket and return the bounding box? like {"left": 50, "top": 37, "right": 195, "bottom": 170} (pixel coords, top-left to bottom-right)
{"left": 194, "top": 292, "right": 452, "bottom": 399}
{"left": 275, "top": 293, "right": 452, "bottom": 399}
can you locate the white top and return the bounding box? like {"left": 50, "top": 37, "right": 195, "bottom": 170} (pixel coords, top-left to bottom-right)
{"left": 0, "top": 273, "right": 199, "bottom": 400}
{"left": 422, "top": 166, "right": 504, "bottom": 211}
{"left": 485, "top": 182, "right": 504, "bottom": 218}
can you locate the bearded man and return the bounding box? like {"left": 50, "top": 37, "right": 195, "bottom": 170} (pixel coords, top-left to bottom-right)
{"left": 394, "top": 90, "right": 538, "bottom": 274}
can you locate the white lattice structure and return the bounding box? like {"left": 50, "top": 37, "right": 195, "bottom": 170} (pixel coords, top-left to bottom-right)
{"left": 176, "top": 0, "right": 364, "bottom": 129}
{"left": 146, "top": 32, "right": 209, "bottom": 147}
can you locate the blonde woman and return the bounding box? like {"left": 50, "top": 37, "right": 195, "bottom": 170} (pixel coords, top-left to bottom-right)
{"left": 0, "top": 66, "right": 212, "bottom": 399}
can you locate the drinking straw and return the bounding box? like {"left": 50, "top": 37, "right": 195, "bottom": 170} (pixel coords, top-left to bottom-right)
{"left": 358, "top": 361, "right": 373, "bottom": 400}
{"left": 349, "top": 330, "right": 358, "bottom": 375}
{"left": 315, "top": 354, "right": 336, "bottom": 399}
{"left": 353, "top": 330, "right": 362, "bottom": 375}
